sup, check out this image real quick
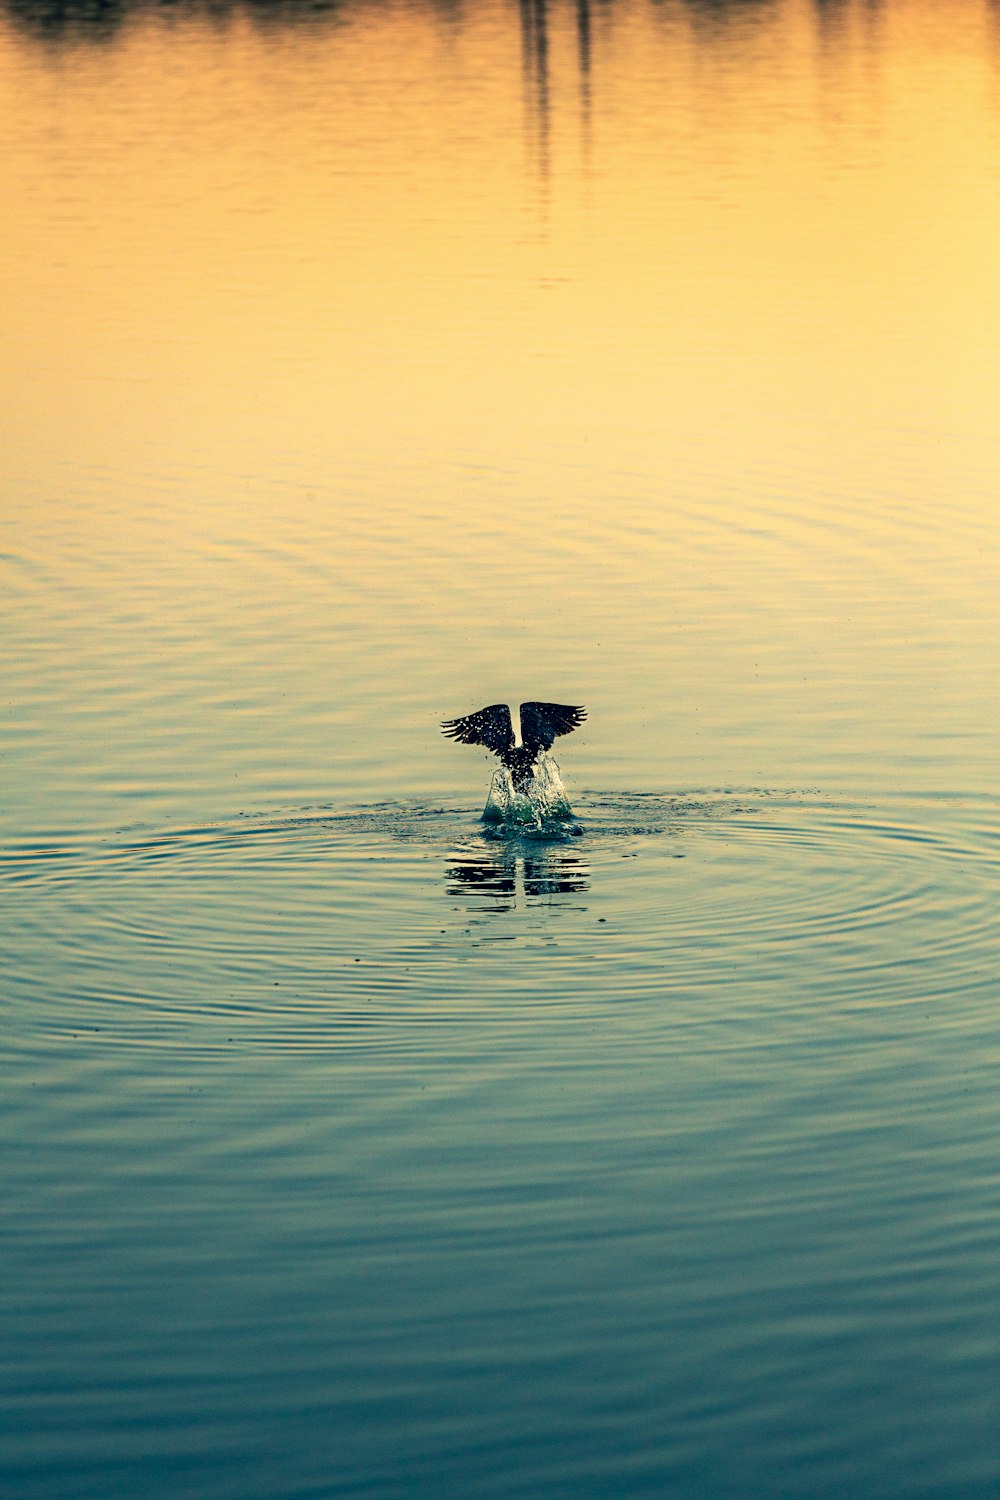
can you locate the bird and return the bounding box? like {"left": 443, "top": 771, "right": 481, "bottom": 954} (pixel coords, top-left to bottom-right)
{"left": 441, "top": 701, "right": 586, "bottom": 793}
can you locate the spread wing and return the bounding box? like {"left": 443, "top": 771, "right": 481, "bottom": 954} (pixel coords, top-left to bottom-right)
{"left": 441, "top": 703, "right": 515, "bottom": 756}
{"left": 519, "top": 702, "right": 587, "bottom": 757}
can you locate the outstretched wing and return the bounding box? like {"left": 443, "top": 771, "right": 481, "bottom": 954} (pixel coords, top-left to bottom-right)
{"left": 441, "top": 703, "right": 515, "bottom": 756}
{"left": 519, "top": 702, "right": 587, "bottom": 757}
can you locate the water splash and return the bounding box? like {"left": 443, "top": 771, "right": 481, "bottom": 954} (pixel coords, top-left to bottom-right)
{"left": 481, "top": 752, "right": 580, "bottom": 835}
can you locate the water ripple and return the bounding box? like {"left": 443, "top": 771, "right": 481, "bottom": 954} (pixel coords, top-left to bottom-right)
{"left": 3, "top": 788, "right": 997, "bottom": 1055}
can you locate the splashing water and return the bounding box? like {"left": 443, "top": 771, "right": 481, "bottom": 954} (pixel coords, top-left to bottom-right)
{"left": 481, "top": 752, "right": 580, "bottom": 834}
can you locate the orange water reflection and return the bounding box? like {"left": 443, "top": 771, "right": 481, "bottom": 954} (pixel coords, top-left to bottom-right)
{"left": 1, "top": 0, "right": 998, "bottom": 811}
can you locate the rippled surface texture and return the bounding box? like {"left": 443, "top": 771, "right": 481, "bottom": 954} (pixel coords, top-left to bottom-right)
{"left": 3, "top": 0, "right": 999, "bottom": 1495}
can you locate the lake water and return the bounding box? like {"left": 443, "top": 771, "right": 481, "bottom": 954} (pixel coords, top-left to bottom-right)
{"left": 3, "top": 0, "right": 999, "bottom": 1495}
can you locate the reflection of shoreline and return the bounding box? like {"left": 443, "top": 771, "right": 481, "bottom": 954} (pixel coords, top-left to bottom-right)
{"left": 1, "top": 0, "right": 891, "bottom": 49}
{"left": 446, "top": 839, "right": 589, "bottom": 911}
{"left": 0, "top": 0, "right": 345, "bottom": 42}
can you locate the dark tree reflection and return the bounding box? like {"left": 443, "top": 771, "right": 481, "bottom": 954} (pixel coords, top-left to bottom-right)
{"left": 519, "top": 0, "right": 551, "bottom": 183}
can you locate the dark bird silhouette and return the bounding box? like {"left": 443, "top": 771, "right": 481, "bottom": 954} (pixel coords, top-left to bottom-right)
{"left": 441, "top": 701, "right": 586, "bottom": 792}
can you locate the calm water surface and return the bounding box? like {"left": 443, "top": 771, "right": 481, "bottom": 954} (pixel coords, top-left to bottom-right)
{"left": 3, "top": 0, "right": 1000, "bottom": 1495}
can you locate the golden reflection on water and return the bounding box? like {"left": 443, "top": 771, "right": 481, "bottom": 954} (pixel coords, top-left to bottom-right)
{"left": 5, "top": 0, "right": 1000, "bottom": 474}
{"left": 1, "top": 0, "right": 998, "bottom": 808}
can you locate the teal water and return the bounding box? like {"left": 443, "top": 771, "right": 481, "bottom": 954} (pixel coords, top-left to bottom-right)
{"left": 3, "top": 0, "right": 1000, "bottom": 1494}
{"left": 4, "top": 790, "right": 999, "bottom": 1497}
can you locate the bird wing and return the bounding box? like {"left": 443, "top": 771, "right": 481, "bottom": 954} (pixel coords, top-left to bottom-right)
{"left": 441, "top": 703, "right": 515, "bottom": 755}
{"left": 519, "top": 702, "right": 587, "bottom": 756}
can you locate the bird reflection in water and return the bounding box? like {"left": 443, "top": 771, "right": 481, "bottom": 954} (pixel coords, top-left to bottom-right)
{"left": 446, "top": 839, "right": 589, "bottom": 913}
